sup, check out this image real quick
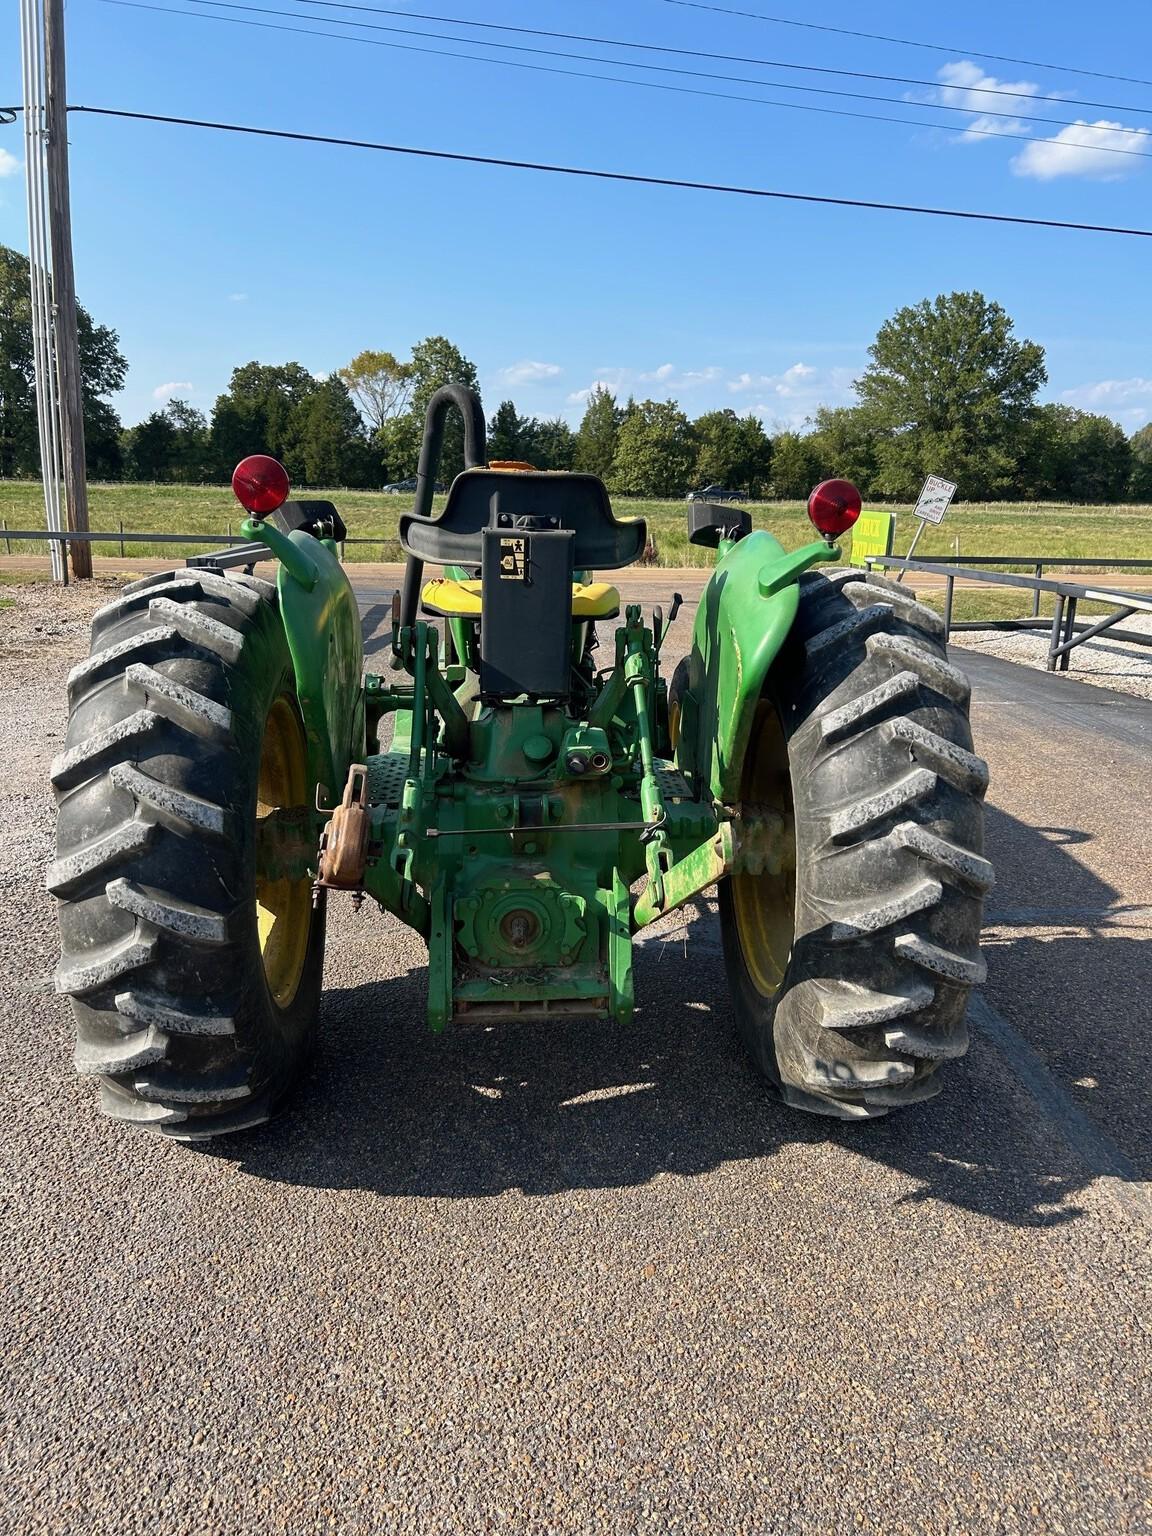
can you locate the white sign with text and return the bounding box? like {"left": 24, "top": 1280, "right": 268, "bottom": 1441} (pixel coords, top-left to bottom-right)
{"left": 914, "top": 475, "right": 958, "bottom": 525}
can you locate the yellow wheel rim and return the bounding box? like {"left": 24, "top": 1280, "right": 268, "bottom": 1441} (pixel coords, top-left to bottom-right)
{"left": 731, "top": 701, "right": 796, "bottom": 998}
{"left": 255, "top": 696, "right": 311, "bottom": 1008}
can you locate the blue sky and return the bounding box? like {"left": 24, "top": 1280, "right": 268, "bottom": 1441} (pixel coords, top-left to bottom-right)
{"left": 2, "top": 0, "right": 1150, "bottom": 436}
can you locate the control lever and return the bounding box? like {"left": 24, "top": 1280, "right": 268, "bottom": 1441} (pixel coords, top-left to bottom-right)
{"left": 652, "top": 592, "right": 684, "bottom": 657}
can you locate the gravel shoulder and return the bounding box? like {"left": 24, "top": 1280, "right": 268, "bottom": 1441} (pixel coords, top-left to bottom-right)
{"left": 3, "top": 578, "right": 1150, "bottom": 1536}
{"left": 950, "top": 612, "right": 1152, "bottom": 700}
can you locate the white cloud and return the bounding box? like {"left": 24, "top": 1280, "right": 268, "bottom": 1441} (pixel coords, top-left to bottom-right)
{"left": 925, "top": 62, "right": 1149, "bottom": 180}
{"left": 566, "top": 363, "right": 725, "bottom": 405}
{"left": 1013, "top": 120, "right": 1151, "bottom": 180}
{"left": 728, "top": 362, "right": 817, "bottom": 397}
{"left": 227, "top": 292, "right": 248, "bottom": 302}
{"left": 499, "top": 359, "right": 562, "bottom": 385}
{"left": 152, "top": 380, "right": 193, "bottom": 400}
{"left": 0, "top": 149, "right": 20, "bottom": 179}
{"left": 735, "top": 365, "right": 856, "bottom": 431}
{"left": 566, "top": 371, "right": 628, "bottom": 405}
{"left": 1059, "top": 377, "right": 1152, "bottom": 429}
{"left": 638, "top": 363, "right": 722, "bottom": 390}
{"left": 933, "top": 61, "right": 1040, "bottom": 138}
{"left": 567, "top": 381, "right": 606, "bottom": 405}
{"left": 564, "top": 361, "right": 853, "bottom": 426}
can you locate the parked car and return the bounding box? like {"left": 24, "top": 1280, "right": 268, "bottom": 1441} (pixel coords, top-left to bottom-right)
{"left": 686, "top": 484, "right": 743, "bottom": 503}
{"left": 381, "top": 478, "right": 449, "bottom": 494}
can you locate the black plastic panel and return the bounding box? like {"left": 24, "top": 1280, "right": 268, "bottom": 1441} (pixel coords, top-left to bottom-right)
{"left": 687, "top": 500, "right": 751, "bottom": 549}
{"left": 268, "top": 499, "right": 349, "bottom": 543}
{"left": 480, "top": 526, "right": 575, "bottom": 698}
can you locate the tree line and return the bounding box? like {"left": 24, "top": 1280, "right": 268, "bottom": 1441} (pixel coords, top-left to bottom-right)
{"left": 2, "top": 244, "right": 1150, "bottom": 503}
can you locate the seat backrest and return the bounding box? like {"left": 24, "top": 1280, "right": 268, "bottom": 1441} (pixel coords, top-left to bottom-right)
{"left": 398, "top": 469, "right": 647, "bottom": 571}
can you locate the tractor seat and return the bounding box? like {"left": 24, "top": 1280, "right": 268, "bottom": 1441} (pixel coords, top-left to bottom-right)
{"left": 421, "top": 576, "right": 620, "bottom": 621}
{"left": 399, "top": 468, "right": 647, "bottom": 571}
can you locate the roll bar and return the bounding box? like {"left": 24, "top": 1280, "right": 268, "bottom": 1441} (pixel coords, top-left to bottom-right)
{"left": 399, "top": 384, "right": 487, "bottom": 628}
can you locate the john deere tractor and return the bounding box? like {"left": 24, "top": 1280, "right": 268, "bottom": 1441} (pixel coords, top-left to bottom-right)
{"left": 49, "top": 385, "right": 991, "bottom": 1137}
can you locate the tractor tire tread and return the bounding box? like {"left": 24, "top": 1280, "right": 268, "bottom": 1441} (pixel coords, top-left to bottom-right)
{"left": 67, "top": 625, "right": 181, "bottom": 693}
{"left": 837, "top": 574, "right": 946, "bottom": 639}
{"left": 145, "top": 597, "right": 247, "bottom": 663}
{"left": 864, "top": 632, "right": 971, "bottom": 705}
{"left": 724, "top": 566, "right": 989, "bottom": 1119}
{"left": 122, "top": 661, "right": 233, "bottom": 736}
{"left": 819, "top": 671, "right": 921, "bottom": 742}
{"left": 51, "top": 569, "right": 323, "bottom": 1137}
{"left": 108, "top": 763, "right": 230, "bottom": 839}
{"left": 804, "top": 601, "right": 895, "bottom": 660}
{"left": 45, "top": 818, "right": 157, "bottom": 898}
{"left": 50, "top": 708, "right": 164, "bottom": 791}
{"left": 115, "top": 987, "right": 237, "bottom": 1037}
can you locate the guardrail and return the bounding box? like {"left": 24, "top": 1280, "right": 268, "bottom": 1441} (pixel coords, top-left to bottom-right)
{"left": 865, "top": 554, "right": 1152, "bottom": 672}
{"left": 894, "top": 554, "right": 1152, "bottom": 620}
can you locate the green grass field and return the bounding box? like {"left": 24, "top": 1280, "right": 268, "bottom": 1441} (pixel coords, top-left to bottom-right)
{"left": 2, "top": 479, "right": 1151, "bottom": 573}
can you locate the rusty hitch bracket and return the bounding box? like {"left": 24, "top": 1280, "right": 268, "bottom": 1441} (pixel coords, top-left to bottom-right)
{"left": 315, "top": 762, "right": 371, "bottom": 898}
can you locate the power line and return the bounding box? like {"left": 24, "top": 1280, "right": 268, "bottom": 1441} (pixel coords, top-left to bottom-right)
{"left": 652, "top": 0, "right": 1152, "bottom": 90}
{"left": 102, "top": 2, "right": 1152, "bottom": 162}
{"left": 183, "top": 0, "right": 1151, "bottom": 136}
{"left": 264, "top": 0, "right": 1152, "bottom": 119}
{"left": 67, "top": 107, "right": 1152, "bottom": 237}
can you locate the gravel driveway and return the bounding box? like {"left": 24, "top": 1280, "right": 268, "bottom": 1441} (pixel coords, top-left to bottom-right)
{"left": 2, "top": 578, "right": 1149, "bottom": 1536}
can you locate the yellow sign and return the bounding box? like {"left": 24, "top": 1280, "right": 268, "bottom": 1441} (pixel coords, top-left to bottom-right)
{"left": 850, "top": 510, "right": 894, "bottom": 565}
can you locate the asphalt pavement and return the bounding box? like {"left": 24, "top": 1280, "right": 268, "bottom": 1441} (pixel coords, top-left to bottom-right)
{"left": 1, "top": 574, "right": 1150, "bottom": 1536}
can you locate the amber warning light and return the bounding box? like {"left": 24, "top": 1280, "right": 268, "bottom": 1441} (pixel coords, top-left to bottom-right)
{"left": 807, "top": 479, "right": 862, "bottom": 542}
{"left": 232, "top": 455, "right": 290, "bottom": 516}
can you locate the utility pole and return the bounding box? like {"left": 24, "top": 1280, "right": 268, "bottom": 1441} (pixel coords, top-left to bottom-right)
{"left": 19, "top": 0, "right": 66, "bottom": 583}
{"left": 44, "top": 0, "right": 91, "bottom": 579}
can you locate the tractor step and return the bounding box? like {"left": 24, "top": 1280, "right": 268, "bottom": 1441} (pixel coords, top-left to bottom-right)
{"left": 451, "top": 961, "right": 612, "bottom": 1026}
{"left": 453, "top": 995, "right": 611, "bottom": 1025}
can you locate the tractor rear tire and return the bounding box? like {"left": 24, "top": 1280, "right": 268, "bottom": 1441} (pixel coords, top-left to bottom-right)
{"left": 49, "top": 569, "right": 325, "bottom": 1139}
{"left": 720, "top": 566, "right": 992, "bottom": 1119}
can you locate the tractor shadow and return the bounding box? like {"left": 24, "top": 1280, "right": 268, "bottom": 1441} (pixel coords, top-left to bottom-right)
{"left": 222, "top": 805, "right": 1149, "bottom": 1225}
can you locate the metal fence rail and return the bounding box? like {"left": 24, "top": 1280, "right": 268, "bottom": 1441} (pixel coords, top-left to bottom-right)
{"left": 0, "top": 528, "right": 397, "bottom": 547}
{"left": 895, "top": 554, "right": 1152, "bottom": 619}
{"left": 4, "top": 528, "right": 242, "bottom": 546}
{"left": 6, "top": 528, "right": 1151, "bottom": 675}
{"left": 865, "top": 554, "right": 1152, "bottom": 671}
{"left": 0, "top": 526, "right": 400, "bottom": 578}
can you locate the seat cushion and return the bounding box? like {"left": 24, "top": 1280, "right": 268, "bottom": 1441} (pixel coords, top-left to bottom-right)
{"left": 421, "top": 577, "right": 619, "bottom": 620}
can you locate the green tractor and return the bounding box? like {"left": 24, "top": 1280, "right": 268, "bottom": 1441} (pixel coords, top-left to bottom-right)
{"left": 49, "top": 386, "right": 991, "bottom": 1137}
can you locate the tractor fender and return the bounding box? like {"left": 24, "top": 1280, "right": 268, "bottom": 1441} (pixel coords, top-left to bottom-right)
{"left": 276, "top": 533, "right": 365, "bottom": 803}
{"left": 677, "top": 530, "right": 838, "bottom": 801}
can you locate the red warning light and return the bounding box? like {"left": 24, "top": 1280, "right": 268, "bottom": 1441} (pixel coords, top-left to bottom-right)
{"left": 807, "top": 479, "right": 862, "bottom": 541}
{"left": 231, "top": 455, "right": 290, "bottom": 516}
